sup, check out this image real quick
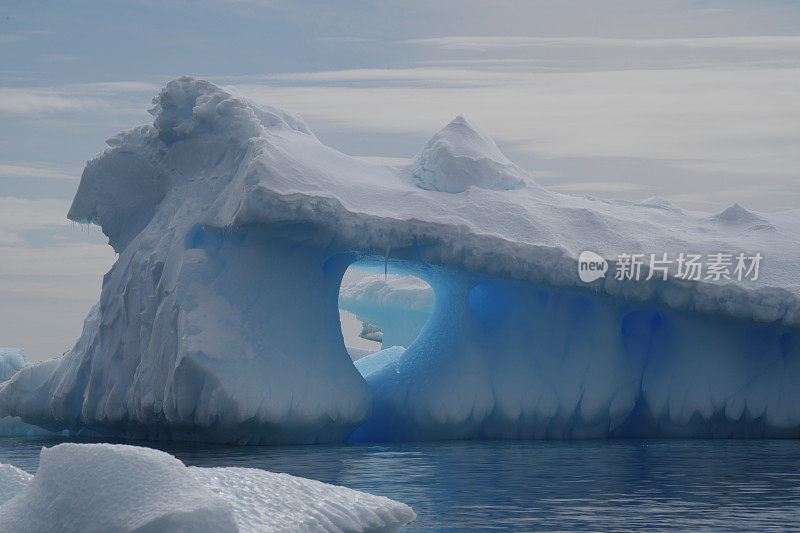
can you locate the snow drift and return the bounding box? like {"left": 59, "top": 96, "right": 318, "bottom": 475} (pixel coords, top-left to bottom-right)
{"left": 0, "top": 443, "right": 415, "bottom": 532}
{"left": 0, "top": 76, "right": 798, "bottom": 442}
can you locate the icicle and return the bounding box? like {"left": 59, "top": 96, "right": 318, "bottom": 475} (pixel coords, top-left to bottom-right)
{"left": 384, "top": 246, "right": 390, "bottom": 280}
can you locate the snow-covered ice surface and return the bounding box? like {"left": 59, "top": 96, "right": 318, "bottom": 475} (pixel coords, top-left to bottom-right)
{"left": 0, "top": 76, "right": 798, "bottom": 442}
{"left": 0, "top": 443, "right": 239, "bottom": 532}
{"left": 339, "top": 274, "right": 433, "bottom": 348}
{"left": 0, "top": 464, "right": 31, "bottom": 505}
{"left": 408, "top": 114, "right": 528, "bottom": 193}
{"left": 192, "top": 467, "right": 415, "bottom": 532}
{"left": 0, "top": 443, "right": 415, "bottom": 533}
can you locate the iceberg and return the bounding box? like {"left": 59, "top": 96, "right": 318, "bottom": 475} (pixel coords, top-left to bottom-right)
{"left": 0, "top": 348, "right": 27, "bottom": 382}
{"left": 0, "top": 349, "right": 62, "bottom": 437}
{"left": 0, "top": 443, "right": 415, "bottom": 532}
{"left": 0, "top": 443, "right": 238, "bottom": 532}
{"left": 0, "top": 76, "right": 798, "bottom": 443}
{"left": 359, "top": 322, "right": 383, "bottom": 344}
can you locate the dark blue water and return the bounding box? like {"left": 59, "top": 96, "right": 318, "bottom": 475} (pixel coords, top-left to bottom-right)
{"left": 2, "top": 437, "right": 800, "bottom": 531}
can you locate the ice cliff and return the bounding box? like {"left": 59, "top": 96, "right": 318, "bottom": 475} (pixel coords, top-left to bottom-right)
{"left": 0, "top": 76, "right": 799, "bottom": 442}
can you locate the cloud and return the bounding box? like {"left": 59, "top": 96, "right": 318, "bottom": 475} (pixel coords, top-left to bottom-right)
{"left": 406, "top": 35, "right": 800, "bottom": 51}
{"left": 546, "top": 181, "right": 647, "bottom": 193}
{"left": 0, "top": 82, "right": 158, "bottom": 116}
{"left": 0, "top": 88, "right": 103, "bottom": 115}
{"left": 0, "top": 164, "right": 79, "bottom": 181}
{"left": 0, "top": 229, "right": 23, "bottom": 245}
{"left": 232, "top": 65, "right": 800, "bottom": 177}
{"left": 318, "top": 36, "right": 374, "bottom": 44}
{"left": 351, "top": 155, "right": 410, "bottom": 166}
{"left": 74, "top": 81, "right": 163, "bottom": 93}
{"left": 0, "top": 197, "right": 72, "bottom": 243}
{"left": 42, "top": 54, "right": 86, "bottom": 63}
{"left": 0, "top": 29, "right": 53, "bottom": 45}
{"left": 263, "top": 68, "right": 521, "bottom": 87}
{"left": 402, "top": 34, "right": 800, "bottom": 74}
{"left": 0, "top": 34, "right": 25, "bottom": 44}
{"left": 0, "top": 242, "right": 115, "bottom": 361}
{"left": 0, "top": 242, "right": 113, "bottom": 287}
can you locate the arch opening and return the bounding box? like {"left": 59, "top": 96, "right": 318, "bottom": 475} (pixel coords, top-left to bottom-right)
{"left": 337, "top": 259, "right": 435, "bottom": 362}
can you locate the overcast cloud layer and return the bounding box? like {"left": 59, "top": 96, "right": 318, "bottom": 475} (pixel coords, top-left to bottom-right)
{"left": 1, "top": 0, "right": 799, "bottom": 360}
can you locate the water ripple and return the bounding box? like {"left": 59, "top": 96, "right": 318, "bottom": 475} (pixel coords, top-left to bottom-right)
{"left": 2, "top": 438, "right": 800, "bottom": 531}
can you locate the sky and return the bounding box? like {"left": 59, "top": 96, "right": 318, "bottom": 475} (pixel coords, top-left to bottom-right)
{"left": 1, "top": 0, "right": 799, "bottom": 361}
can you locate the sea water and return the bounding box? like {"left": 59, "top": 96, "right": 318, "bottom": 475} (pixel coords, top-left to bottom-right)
{"left": 2, "top": 437, "right": 799, "bottom": 531}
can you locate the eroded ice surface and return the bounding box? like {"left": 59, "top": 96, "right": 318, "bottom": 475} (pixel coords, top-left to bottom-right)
{"left": 0, "top": 76, "right": 798, "bottom": 443}
{"left": 0, "top": 443, "right": 415, "bottom": 533}
{"left": 192, "top": 467, "right": 416, "bottom": 532}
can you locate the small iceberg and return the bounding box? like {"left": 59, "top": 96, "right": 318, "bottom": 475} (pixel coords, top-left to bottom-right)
{"left": 0, "top": 443, "right": 416, "bottom": 532}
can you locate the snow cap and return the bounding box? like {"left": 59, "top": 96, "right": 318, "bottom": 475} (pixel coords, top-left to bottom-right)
{"left": 408, "top": 114, "right": 529, "bottom": 193}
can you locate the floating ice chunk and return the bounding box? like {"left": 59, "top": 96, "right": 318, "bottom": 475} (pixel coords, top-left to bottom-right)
{"left": 0, "top": 443, "right": 238, "bottom": 532}
{"left": 0, "top": 464, "right": 31, "bottom": 505}
{"left": 0, "top": 444, "right": 415, "bottom": 533}
{"left": 192, "top": 467, "right": 415, "bottom": 533}
{"left": 0, "top": 349, "right": 60, "bottom": 437}
{"left": 360, "top": 322, "right": 383, "bottom": 343}
{"left": 0, "top": 416, "right": 63, "bottom": 438}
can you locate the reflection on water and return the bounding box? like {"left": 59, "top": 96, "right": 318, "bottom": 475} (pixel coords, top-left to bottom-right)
{"left": 2, "top": 437, "right": 800, "bottom": 531}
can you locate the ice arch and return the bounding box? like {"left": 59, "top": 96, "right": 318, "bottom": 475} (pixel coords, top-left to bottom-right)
{"left": 0, "top": 77, "right": 799, "bottom": 444}
{"left": 352, "top": 267, "right": 800, "bottom": 441}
